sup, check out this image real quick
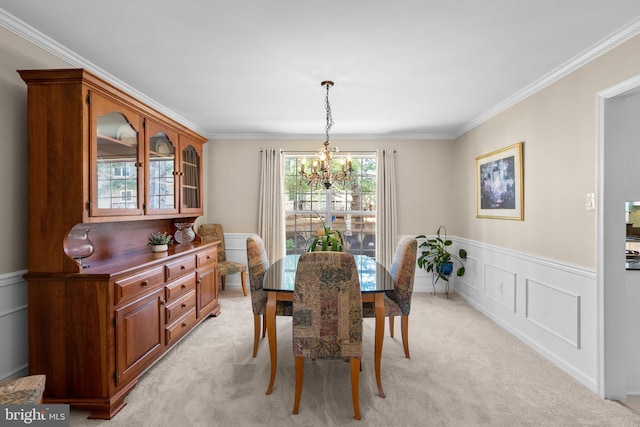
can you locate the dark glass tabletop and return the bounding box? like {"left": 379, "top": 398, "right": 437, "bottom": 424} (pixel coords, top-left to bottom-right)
{"left": 263, "top": 254, "right": 394, "bottom": 293}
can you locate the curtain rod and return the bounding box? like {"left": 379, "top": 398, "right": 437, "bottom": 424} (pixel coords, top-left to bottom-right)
{"left": 260, "top": 149, "right": 396, "bottom": 153}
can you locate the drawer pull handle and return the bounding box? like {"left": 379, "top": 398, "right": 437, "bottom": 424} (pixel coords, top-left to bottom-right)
{"left": 182, "top": 322, "right": 187, "bottom": 328}
{"left": 181, "top": 284, "right": 186, "bottom": 289}
{"left": 180, "top": 265, "right": 186, "bottom": 270}
{"left": 206, "top": 255, "right": 211, "bottom": 260}
{"left": 141, "top": 280, "right": 149, "bottom": 287}
{"left": 181, "top": 303, "right": 187, "bottom": 308}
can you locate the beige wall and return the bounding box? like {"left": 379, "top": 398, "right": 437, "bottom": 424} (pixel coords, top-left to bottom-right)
{"left": 0, "top": 27, "right": 69, "bottom": 274}
{"left": 452, "top": 34, "right": 640, "bottom": 269}
{"left": 204, "top": 138, "right": 454, "bottom": 236}
{"left": 3, "top": 25, "right": 640, "bottom": 273}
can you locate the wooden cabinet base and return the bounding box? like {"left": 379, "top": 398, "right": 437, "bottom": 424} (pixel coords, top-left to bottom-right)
{"left": 45, "top": 380, "right": 137, "bottom": 420}
{"left": 26, "top": 241, "right": 220, "bottom": 420}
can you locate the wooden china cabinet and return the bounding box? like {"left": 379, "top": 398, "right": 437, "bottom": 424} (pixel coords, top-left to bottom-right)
{"left": 19, "top": 69, "right": 219, "bottom": 419}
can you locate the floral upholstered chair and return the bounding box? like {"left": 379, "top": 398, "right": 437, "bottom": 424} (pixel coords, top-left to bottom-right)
{"left": 363, "top": 236, "right": 417, "bottom": 358}
{"left": 246, "top": 235, "right": 292, "bottom": 357}
{"left": 0, "top": 375, "right": 46, "bottom": 404}
{"left": 199, "top": 224, "right": 247, "bottom": 296}
{"left": 292, "top": 252, "right": 363, "bottom": 420}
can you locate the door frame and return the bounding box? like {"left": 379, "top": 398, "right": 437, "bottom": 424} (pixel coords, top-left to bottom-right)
{"left": 596, "top": 73, "right": 640, "bottom": 398}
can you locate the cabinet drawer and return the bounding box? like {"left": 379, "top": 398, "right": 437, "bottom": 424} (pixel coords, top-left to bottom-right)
{"left": 165, "top": 255, "right": 196, "bottom": 281}
{"left": 165, "top": 289, "right": 196, "bottom": 324}
{"left": 115, "top": 266, "right": 165, "bottom": 304}
{"left": 165, "top": 308, "right": 197, "bottom": 346}
{"left": 165, "top": 272, "right": 196, "bottom": 302}
{"left": 197, "top": 247, "right": 217, "bottom": 268}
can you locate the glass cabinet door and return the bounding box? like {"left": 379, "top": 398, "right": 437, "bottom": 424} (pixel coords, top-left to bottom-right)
{"left": 179, "top": 135, "right": 202, "bottom": 213}
{"left": 146, "top": 120, "right": 178, "bottom": 214}
{"left": 91, "top": 93, "right": 144, "bottom": 217}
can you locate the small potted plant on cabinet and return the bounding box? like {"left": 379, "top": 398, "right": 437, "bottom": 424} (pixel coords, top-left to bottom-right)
{"left": 416, "top": 226, "right": 467, "bottom": 296}
{"left": 148, "top": 231, "right": 173, "bottom": 252}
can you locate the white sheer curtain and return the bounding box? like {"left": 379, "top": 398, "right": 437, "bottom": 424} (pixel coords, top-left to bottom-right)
{"left": 376, "top": 148, "right": 397, "bottom": 269}
{"left": 258, "top": 148, "right": 285, "bottom": 264}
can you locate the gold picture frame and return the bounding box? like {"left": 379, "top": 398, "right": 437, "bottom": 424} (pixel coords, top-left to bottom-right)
{"left": 476, "top": 142, "right": 524, "bottom": 220}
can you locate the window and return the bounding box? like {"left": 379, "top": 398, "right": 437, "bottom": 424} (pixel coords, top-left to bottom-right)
{"left": 284, "top": 152, "right": 377, "bottom": 257}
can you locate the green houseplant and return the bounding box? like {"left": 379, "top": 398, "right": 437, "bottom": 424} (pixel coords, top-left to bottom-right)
{"left": 148, "top": 231, "right": 173, "bottom": 252}
{"left": 416, "top": 226, "right": 467, "bottom": 283}
{"left": 306, "top": 211, "right": 345, "bottom": 252}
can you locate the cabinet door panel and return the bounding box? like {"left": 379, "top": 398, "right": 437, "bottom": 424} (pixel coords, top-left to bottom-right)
{"left": 178, "top": 135, "right": 203, "bottom": 215}
{"left": 115, "top": 289, "right": 164, "bottom": 385}
{"left": 90, "top": 92, "right": 145, "bottom": 217}
{"left": 197, "top": 264, "right": 217, "bottom": 318}
{"left": 145, "top": 119, "right": 179, "bottom": 215}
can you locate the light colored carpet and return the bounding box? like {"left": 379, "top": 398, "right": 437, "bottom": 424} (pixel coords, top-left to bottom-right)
{"left": 70, "top": 289, "right": 640, "bottom": 426}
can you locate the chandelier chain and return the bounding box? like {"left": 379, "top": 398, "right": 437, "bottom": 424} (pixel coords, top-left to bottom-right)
{"left": 325, "top": 82, "right": 334, "bottom": 142}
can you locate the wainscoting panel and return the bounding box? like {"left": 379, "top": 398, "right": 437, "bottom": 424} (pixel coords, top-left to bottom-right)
{"left": 220, "top": 233, "right": 252, "bottom": 286}
{"left": 526, "top": 278, "right": 581, "bottom": 349}
{"left": 484, "top": 263, "right": 516, "bottom": 312}
{"left": 0, "top": 270, "right": 29, "bottom": 380}
{"left": 440, "top": 237, "right": 597, "bottom": 393}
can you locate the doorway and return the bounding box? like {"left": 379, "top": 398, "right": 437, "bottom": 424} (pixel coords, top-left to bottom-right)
{"left": 598, "top": 74, "right": 640, "bottom": 403}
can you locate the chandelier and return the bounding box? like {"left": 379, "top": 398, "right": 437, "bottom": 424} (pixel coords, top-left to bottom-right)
{"left": 300, "top": 81, "right": 353, "bottom": 189}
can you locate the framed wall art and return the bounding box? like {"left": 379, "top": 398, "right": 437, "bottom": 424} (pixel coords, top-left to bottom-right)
{"left": 476, "top": 142, "right": 524, "bottom": 220}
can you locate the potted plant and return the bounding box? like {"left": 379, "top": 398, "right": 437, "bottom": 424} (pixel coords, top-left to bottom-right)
{"left": 148, "top": 231, "right": 173, "bottom": 252}
{"left": 416, "top": 225, "right": 467, "bottom": 283}
{"left": 306, "top": 211, "right": 345, "bottom": 252}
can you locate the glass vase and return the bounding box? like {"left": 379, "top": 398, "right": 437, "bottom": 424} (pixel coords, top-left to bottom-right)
{"left": 174, "top": 222, "right": 195, "bottom": 244}
{"left": 65, "top": 228, "right": 95, "bottom": 268}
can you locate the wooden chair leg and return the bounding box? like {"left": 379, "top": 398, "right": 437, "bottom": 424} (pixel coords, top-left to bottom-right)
{"left": 252, "top": 314, "right": 261, "bottom": 357}
{"left": 351, "top": 357, "right": 361, "bottom": 420}
{"left": 389, "top": 316, "right": 395, "bottom": 338}
{"left": 262, "top": 313, "right": 266, "bottom": 337}
{"left": 401, "top": 315, "right": 410, "bottom": 359}
{"left": 241, "top": 271, "right": 248, "bottom": 296}
{"left": 293, "top": 357, "right": 304, "bottom": 415}
{"left": 220, "top": 275, "right": 226, "bottom": 290}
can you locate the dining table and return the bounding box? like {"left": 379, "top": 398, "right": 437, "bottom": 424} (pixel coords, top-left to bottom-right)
{"left": 262, "top": 253, "right": 394, "bottom": 398}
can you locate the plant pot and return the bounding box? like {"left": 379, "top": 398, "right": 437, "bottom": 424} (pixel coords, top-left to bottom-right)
{"left": 151, "top": 244, "right": 168, "bottom": 253}
{"left": 439, "top": 262, "right": 454, "bottom": 276}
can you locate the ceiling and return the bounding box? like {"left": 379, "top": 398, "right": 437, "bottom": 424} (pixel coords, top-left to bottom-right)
{"left": 1, "top": 1, "right": 640, "bottom": 140}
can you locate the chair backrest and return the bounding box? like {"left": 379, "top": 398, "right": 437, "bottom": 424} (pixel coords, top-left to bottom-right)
{"left": 246, "top": 234, "right": 269, "bottom": 315}
{"left": 387, "top": 236, "right": 418, "bottom": 316}
{"left": 199, "top": 224, "right": 227, "bottom": 262}
{"left": 293, "top": 252, "right": 362, "bottom": 360}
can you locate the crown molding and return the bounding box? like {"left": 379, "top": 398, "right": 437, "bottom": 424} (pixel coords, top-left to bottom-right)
{"left": 453, "top": 16, "right": 640, "bottom": 139}
{"left": 207, "top": 131, "right": 456, "bottom": 141}
{"left": 3, "top": 7, "right": 639, "bottom": 142}
{"left": 0, "top": 8, "right": 208, "bottom": 138}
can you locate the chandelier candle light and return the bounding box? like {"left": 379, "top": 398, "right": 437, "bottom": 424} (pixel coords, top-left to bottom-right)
{"left": 300, "top": 81, "right": 353, "bottom": 189}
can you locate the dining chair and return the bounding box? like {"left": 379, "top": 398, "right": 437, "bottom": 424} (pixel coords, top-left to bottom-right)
{"left": 363, "top": 236, "right": 417, "bottom": 358}
{"left": 246, "top": 235, "right": 292, "bottom": 357}
{"left": 199, "top": 223, "right": 247, "bottom": 296}
{"left": 292, "top": 252, "right": 363, "bottom": 420}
